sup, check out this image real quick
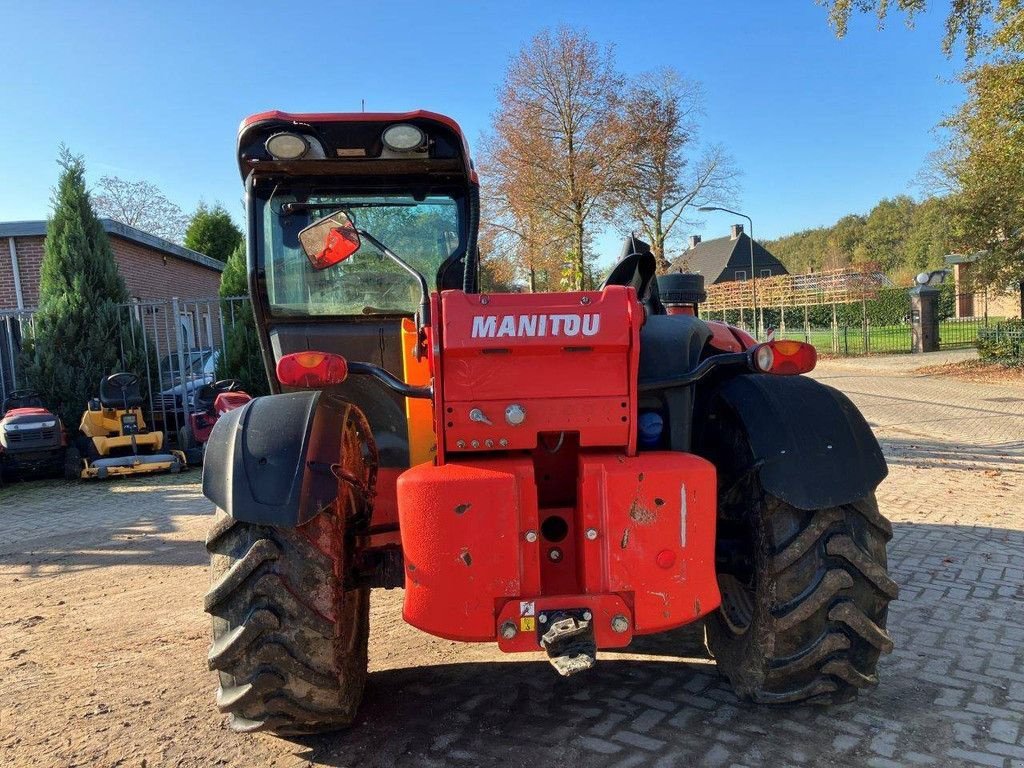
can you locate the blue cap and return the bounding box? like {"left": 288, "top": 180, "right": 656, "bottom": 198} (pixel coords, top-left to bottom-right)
{"left": 638, "top": 411, "right": 664, "bottom": 448}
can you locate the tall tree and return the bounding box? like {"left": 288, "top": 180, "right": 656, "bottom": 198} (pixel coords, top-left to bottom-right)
{"left": 92, "top": 175, "right": 189, "bottom": 243}
{"left": 23, "top": 149, "right": 148, "bottom": 426}
{"left": 184, "top": 202, "right": 244, "bottom": 262}
{"left": 816, "top": 0, "right": 1004, "bottom": 56}
{"left": 479, "top": 135, "right": 573, "bottom": 291}
{"left": 944, "top": 54, "right": 1024, "bottom": 295}
{"left": 488, "top": 26, "right": 625, "bottom": 290}
{"left": 819, "top": 0, "right": 1024, "bottom": 303}
{"left": 614, "top": 69, "right": 739, "bottom": 272}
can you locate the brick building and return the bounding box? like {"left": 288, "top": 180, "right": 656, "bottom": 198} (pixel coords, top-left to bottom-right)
{"left": 944, "top": 253, "right": 1023, "bottom": 319}
{"left": 0, "top": 218, "right": 223, "bottom": 311}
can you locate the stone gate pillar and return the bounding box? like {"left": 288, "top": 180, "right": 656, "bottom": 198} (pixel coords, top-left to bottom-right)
{"left": 909, "top": 285, "right": 940, "bottom": 353}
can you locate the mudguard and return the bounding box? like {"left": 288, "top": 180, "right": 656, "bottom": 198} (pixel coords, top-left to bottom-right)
{"left": 203, "top": 390, "right": 348, "bottom": 527}
{"left": 700, "top": 375, "right": 887, "bottom": 510}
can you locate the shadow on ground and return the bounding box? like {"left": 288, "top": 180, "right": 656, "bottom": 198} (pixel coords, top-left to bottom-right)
{"left": 881, "top": 436, "right": 1024, "bottom": 472}
{"left": 0, "top": 474, "right": 209, "bottom": 573}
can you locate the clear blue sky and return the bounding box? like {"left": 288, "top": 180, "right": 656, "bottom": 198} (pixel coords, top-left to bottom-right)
{"left": 0, "top": 0, "right": 963, "bottom": 265}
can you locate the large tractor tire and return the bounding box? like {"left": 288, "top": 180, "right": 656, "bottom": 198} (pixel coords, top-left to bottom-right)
{"left": 203, "top": 403, "right": 376, "bottom": 734}
{"left": 705, "top": 412, "right": 897, "bottom": 705}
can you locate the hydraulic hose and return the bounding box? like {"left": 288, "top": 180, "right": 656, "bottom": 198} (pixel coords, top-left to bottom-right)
{"left": 464, "top": 184, "right": 481, "bottom": 293}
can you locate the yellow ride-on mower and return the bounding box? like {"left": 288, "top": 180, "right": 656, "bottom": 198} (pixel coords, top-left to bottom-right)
{"left": 73, "top": 372, "right": 185, "bottom": 479}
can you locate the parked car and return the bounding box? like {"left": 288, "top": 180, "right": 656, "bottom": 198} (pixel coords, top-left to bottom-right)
{"left": 152, "top": 348, "right": 220, "bottom": 430}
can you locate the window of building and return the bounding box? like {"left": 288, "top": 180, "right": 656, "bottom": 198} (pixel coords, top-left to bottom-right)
{"left": 734, "top": 270, "right": 747, "bottom": 281}
{"left": 760, "top": 269, "right": 772, "bottom": 278}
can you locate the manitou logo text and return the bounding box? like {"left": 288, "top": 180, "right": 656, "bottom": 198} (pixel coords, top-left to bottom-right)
{"left": 471, "top": 313, "right": 601, "bottom": 339}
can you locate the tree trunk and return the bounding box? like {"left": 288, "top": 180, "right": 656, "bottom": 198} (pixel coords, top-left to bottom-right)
{"left": 574, "top": 218, "right": 585, "bottom": 291}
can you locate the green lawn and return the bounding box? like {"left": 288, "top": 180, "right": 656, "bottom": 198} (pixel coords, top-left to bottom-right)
{"left": 774, "top": 319, "right": 986, "bottom": 356}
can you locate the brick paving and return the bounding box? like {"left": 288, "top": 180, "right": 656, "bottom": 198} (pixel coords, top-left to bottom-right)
{"left": 0, "top": 358, "right": 1021, "bottom": 767}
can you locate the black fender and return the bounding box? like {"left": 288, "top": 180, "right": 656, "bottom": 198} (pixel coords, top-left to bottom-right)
{"left": 202, "top": 390, "right": 352, "bottom": 527}
{"left": 698, "top": 375, "right": 887, "bottom": 510}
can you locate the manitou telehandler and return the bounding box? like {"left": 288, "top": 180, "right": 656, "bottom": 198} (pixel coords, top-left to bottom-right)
{"left": 202, "top": 111, "right": 896, "bottom": 734}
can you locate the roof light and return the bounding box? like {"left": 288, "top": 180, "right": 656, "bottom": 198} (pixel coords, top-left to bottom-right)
{"left": 382, "top": 124, "right": 426, "bottom": 152}
{"left": 276, "top": 351, "right": 349, "bottom": 388}
{"left": 751, "top": 340, "right": 817, "bottom": 375}
{"left": 265, "top": 132, "right": 310, "bottom": 160}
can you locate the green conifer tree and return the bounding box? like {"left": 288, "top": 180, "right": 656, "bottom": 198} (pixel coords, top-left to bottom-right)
{"left": 23, "top": 148, "right": 149, "bottom": 427}
{"left": 215, "top": 242, "right": 270, "bottom": 396}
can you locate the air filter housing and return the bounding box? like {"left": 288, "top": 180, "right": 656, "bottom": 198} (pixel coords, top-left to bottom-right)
{"left": 657, "top": 273, "right": 706, "bottom": 316}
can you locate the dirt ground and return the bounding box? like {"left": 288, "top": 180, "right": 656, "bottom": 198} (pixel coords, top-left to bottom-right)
{"left": 1, "top": 360, "right": 1022, "bottom": 767}
{"left": 914, "top": 359, "right": 1024, "bottom": 386}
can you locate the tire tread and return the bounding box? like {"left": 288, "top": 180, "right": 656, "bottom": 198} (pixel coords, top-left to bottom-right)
{"left": 204, "top": 509, "right": 368, "bottom": 734}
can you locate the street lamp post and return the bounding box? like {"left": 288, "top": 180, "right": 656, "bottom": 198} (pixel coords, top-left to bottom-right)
{"left": 698, "top": 206, "right": 759, "bottom": 338}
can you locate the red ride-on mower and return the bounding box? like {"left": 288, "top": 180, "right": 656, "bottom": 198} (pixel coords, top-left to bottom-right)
{"left": 177, "top": 379, "right": 251, "bottom": 465}
{"left": 0, "top": 390, "right": 67, "bottom": 481}
{"left": 201, "top": 111, "right": 895, "bottom": 734}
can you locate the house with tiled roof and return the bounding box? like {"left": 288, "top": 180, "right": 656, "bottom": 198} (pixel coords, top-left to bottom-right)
{"left": 669, "top": 224, "right": 788, "bottom": 283}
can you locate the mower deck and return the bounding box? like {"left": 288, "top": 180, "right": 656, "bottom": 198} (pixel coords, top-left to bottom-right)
{"left": 79, "top": 451, "right": 186, "bottom": 479}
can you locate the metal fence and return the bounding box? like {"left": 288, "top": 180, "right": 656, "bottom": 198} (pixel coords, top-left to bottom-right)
{"left": 0, "top": 310, "right": 36, "bottom": 403}
{"left": 770, "top": 316, "right": 991, "bottom": 356}
{"left": 1, "top": 296, "right": 254, "bottom": 440}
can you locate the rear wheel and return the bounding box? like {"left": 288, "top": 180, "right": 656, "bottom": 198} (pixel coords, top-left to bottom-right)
{"left": 63, "top": 445, "right": 82, "bottom": 481}
{"left": 705, "top": 413, "right": 897, "bottom": 704}
{"left": 205, "top": 512, "right": 369, "bottom": 733}
{"left": 203, "top": 402, "right": 375, "bottom": 734}
{"left": 178, "top": 425, "right": 195, "bottom": 452}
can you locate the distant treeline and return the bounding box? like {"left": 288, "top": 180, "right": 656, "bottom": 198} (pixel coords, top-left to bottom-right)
{"left": 765, "top": 195, "right": 955, "bottom": 284}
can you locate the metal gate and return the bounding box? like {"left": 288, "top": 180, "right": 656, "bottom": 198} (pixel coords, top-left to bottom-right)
{"left": 115, "top": 296, "right": 254, "bottom": 437}
{"left": 0, "top": 311, "right": 36, "bottom": 404}
{"left": 3, "top": 297, "right": 254, "bottom": 443}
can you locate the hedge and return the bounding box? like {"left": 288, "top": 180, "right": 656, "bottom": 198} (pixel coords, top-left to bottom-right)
{"left": 710, "top": 283, "right": 955, "bottom": 330}
{"left": 977, "top": 319, "right": 1024, "bottom": 365}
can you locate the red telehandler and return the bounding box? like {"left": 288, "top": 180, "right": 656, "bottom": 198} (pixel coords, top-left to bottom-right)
{"left": 202, "top": 111, "right": 896, "bottom": 733}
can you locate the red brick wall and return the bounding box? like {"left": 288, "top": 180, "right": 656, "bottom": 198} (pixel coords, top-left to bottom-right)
{"left": 1, "top": 236, "right": 44, "bottom": 309}
{"left": 110, "top": 236, "right": 221, "bottom": 302}
{"left": 0, "top": 233, "right": 221, "bottom": 310}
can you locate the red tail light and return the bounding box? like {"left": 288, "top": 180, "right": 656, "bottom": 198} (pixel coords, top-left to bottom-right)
{"left": 276, "top": 351, "right": 349, "bottom": 387}
{"left": 752, "top": 340, "right": 816, "bottom": 375}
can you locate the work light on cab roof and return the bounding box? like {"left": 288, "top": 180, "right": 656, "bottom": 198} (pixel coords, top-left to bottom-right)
{"left": 382, "top": 123, "right": 427, "bottom": 152}
{"left": 265, "top": 132, "right": 311, "bottom": 160}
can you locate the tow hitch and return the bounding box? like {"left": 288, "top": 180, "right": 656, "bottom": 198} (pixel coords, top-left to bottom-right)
{"left": 539, "top": 610, "right": 597, "bottom": 676}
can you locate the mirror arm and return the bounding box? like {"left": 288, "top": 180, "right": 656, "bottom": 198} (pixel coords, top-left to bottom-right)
{"left": 356, "top": 229, "right": 431, "bottom": 329}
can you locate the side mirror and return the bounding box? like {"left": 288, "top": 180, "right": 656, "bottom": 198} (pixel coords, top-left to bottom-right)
{"left": 299, "top": 211, "right": 361, "bottom": 269}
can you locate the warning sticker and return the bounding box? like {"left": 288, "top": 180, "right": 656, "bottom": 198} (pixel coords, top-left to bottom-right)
{"left": 519, "top": 601, "right": 535, "bottom": 617}
{"left": 520, "top": 617, "right": 536, "bottom": 632}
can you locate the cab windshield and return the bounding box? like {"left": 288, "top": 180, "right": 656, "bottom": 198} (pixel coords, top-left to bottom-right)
{"left": 260, "top": 192, "right": 462, "bottom": 317}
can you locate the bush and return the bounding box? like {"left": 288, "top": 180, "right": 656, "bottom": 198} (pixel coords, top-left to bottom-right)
{"left": 977, "top": 319, "right": 1024, "bottom": 364}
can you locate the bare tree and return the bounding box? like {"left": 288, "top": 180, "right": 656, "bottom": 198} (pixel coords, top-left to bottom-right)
{"left": 487, "top": 26, "right": 625, "bottom": 290}
{"left": 614, "top": 69, "right": 740, "bottom": 272}
{"left": 92, "top": 176, "right": 189, "bottom": 243}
